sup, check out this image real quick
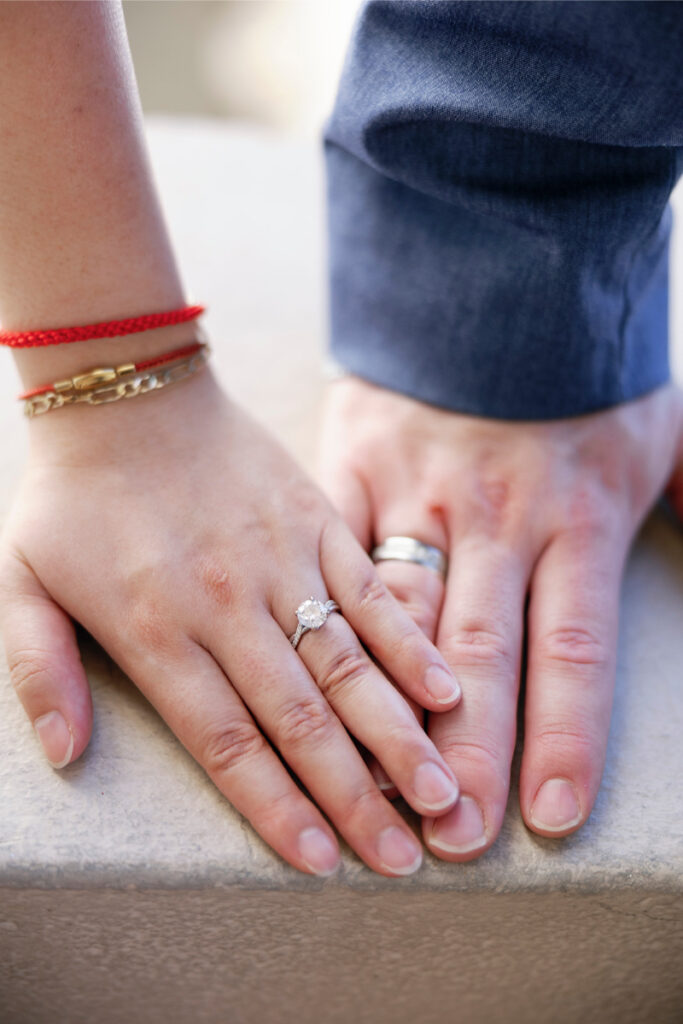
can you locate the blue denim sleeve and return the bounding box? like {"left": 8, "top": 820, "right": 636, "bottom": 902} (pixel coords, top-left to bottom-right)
{"left": 323, "top": 0, "right": 683, "bottom": 419}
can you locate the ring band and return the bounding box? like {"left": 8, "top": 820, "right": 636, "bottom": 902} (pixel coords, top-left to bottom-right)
{"left": 289, "top": 597, "right": 341, "bottom": 650}
{"left": 371, "top": 536, "right": 448, "bottom": 579}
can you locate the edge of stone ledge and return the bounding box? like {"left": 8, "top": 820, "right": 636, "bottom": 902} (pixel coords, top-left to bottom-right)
{"left": 1, "top": 859, "right": 682, "bottom": 895}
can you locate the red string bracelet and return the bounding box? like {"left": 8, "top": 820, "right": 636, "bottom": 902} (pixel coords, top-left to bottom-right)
{"left": 18, "top": 341, "right": 205, "bottom": 400}
{"left": 0, "top": 303, "right": 205, "bottom": 348}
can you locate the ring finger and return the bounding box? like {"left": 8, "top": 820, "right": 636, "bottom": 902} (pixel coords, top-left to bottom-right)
{"left": 365, "top": 506, "right": 450, "bottom": 793}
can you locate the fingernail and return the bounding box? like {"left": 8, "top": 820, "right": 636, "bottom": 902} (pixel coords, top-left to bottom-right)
{"left": 298, "top": 828, "right": 341, "bottom": 876}
{"left": 529, "top": 778, "right": 582, "bottom": 832}
{"left": 413, "top": 762, "right": 459, "bottom": 811}
{"left": 33, "top": 711, "right": 73, "bottom": 769}
{"left": 377, "top": 826, "right": 423, "bottom": 875}
{"left": 428, "top": 795, "right": 487, "bottom": 854}
{"left": 424, "top": 664, "right": 461, "bottom": 705}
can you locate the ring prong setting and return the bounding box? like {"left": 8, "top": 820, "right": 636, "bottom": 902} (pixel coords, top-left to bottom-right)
{"left": 290, "top": 597, "right": 341, "bottom": 649}
{"left": 296, "top": 597, "right": 329, "bottom": 630}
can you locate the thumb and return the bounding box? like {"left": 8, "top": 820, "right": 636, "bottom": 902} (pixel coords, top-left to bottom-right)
{"left": 0, "top": 550, "right": 93, "bottom": 769}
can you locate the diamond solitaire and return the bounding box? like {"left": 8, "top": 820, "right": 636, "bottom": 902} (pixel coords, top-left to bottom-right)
{"left": 289, "top": 597, "right": 341, "bottom": 650}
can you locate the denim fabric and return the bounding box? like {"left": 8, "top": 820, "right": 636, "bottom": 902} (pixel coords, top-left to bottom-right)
{"left": 323, "top": 1, "right": 683, "bottom": 419}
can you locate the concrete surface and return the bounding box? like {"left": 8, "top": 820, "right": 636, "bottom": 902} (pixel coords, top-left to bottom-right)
{"left": 1, "top": 118, "right": 683, "bottom": 1024}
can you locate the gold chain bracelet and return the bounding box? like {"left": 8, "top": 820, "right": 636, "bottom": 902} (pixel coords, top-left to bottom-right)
{"left": 23, "top": 346, "right": 210, "bottom": 418}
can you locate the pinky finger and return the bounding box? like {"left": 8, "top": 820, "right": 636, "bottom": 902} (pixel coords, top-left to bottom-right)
{"left": 0, "top": 550, "right": 93, "bottom": 768}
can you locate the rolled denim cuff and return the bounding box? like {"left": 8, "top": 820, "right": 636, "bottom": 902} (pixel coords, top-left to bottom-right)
{"left": 325, "top": 140, "right": 673, "bottom": 421}
{"left": 323, "top": 0, "right": 683, "bottom": 420}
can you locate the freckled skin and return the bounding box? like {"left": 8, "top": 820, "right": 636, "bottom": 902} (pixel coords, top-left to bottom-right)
{"left": 196, "top": 559, "right": 234, "bottom": 611}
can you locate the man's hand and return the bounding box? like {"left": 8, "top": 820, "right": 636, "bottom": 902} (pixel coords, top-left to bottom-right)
{"left": 319, "top": 376, "right": 683, "bottom": 859}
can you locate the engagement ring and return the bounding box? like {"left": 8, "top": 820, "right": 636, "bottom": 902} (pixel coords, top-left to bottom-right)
{"left": 289, "top": 597, "right": 341, "bottom": 650}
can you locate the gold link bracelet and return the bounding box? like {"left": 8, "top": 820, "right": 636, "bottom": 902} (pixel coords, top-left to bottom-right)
{"left": 23, "top": 346, "right": 210, "bottom": 418}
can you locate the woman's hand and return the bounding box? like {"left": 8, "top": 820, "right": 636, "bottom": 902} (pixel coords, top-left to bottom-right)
{"left": 0, "top": 367, "right": 463, "bottom": 878}
{"left": 319, "top": 375, "right": 683, "bottom": 859}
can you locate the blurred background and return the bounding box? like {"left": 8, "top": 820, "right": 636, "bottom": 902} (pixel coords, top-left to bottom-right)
{"left": 122, "top": 0, "right": 361, "bottom": 135}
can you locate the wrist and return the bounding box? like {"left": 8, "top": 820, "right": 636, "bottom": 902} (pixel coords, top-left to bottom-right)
{"left": 23, "top": 351, "right": 226, "bottom": 467}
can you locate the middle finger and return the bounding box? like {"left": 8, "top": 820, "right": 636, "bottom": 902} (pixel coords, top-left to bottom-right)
{"left": 425, "top": 537, "right": 530, "bottom": 860}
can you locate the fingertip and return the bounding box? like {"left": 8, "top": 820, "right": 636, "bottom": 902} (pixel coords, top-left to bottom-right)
{"left": 33, "top": 709, "right": 76, "bottom": 769}
{"left": 1, "top": 558, "right": 94, "bottom": 768}
{"left": 30, "top": 671, "right": 94, "bottom": 769}
{"left": 525, "top": 777, "right": 585, "bottom": 837}
{"left": 26, "top": 633, "right": 96, "bottom": 760}
{"left": 423, "top": 795, "right": 491, "bottom": 861}
{"left": 422, "top": 664, "right": 462, "bottom": 709}
{"left": 297, "top": 826, "right": 342, "bottom": 877}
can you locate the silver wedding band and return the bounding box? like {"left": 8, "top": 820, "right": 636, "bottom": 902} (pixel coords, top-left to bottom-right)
{"left": 289, "top": 597, "right": 341, "bottom": 650}
{"left": 371, "top": 535, "right": 448, "bottom": 579}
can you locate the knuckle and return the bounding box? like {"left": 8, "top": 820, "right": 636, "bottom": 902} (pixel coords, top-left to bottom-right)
{"left": 277, "top": 696, "right": 335, "bottom": 747}
{"left": 478, "top": 476, "right": 512, "bottom": 512}
{"left": 203, "top": 720, "right": 268, "bottom": 776}
{"left": 532, "top": 723, "right": 601, "bottom": 762}
{"left": 562, "top": 485, "right": 613, "bottom": 535}
{"left": 356, "top": 572, "right": 391, "bottom": 615}
{"left": 389, "top": 622, "right": 428, "bottom": 666}
{"left": 293, "top": 485, "right": 326, "bottom": 522}
{"left": 384, "top": 716, "right": 425, "bottom": 754}
{"left": 474, "top": 476, "right": 517, "bottom": 525}
{"left": 317, "top": 645, "right": 368, "bottom": 702}
{"left": 127, "top": 595, "right": 171, "bottom": 654}
{"left": 440, "top": 621, "right": 515, "bottom": 670}
{"left": 460, "top": 471, "right": 529, "bottom": 540}
{"left": 192, "top": 555, "right": 236, "bottom": 612}
{"left": 391, "top": 593, "right": 437, "bottom": 637}
{"left": 7, "top": 648, "right": 53, "bottom": 696}
{"left": 536, "top": 626, "right": 610, "bottom": 670}
{"left": 436, "top": 734, "right": 510, "bottom": 789}
{"left": 438, "top": 735, "right": 500, "bottom": 773}
{"left": 345, "top": 784, "right": 385, "bottom": 825}
{"left": 256, "top": 787, "right": 303, "bottom": 831}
